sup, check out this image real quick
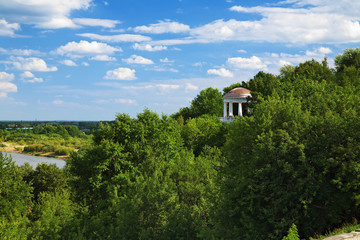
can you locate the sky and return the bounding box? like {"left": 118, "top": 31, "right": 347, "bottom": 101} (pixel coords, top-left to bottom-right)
{"left": 1, "top": 0, "right": 360, "bottom": 121}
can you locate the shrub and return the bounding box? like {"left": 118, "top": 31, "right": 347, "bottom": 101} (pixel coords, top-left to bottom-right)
{"left": 24, "top": 144, "right": 44, "bottom": 152}
{"left": 54, "top": 147, "right": 71, "bottom": 156}
{"left": 282, "top": 224, "right": 300, "bottom": 240}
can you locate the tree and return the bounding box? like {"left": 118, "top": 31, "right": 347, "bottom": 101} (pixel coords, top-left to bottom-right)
{"left": 23, "top": 163, "right": 68, "bottom": 202}
{"left": 0, "top": 153, "right": 32, "bottom": 239}
{"left": 181, "top": 114, "right": 225, "bottom": 156}
{"left": 335, "top": 48, "right": 360, "bottom": 73}
{"left": 173, "top": 87, "right": 223, "bottom": 120}
{"left": 68, "top": 110, "right": 220, "bottom": 239}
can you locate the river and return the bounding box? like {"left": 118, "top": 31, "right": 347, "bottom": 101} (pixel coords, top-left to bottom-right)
{"left": 1, "top": 152, "right": 66, "bottom": 169}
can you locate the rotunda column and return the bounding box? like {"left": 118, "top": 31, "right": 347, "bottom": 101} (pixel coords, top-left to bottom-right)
{"left": 238, "top": 101, "right": 243, "bottom": 116}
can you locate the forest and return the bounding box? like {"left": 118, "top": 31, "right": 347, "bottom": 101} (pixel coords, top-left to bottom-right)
{"left": 2, "top": 48, "right": 360, "bottom": 239}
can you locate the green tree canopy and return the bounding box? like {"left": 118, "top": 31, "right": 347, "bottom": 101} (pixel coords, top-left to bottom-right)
{"left": 173, "top": 87, "right": 223, "bottom": 121}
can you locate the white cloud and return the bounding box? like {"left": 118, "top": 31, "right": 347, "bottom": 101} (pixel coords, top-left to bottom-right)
{"left": 134, "top": 20, "right": 190, "bottom": 34}
{"left": 90, "top": 55, "right": 116, "bottom": 61}
{"left": 10, "top": 57, "right": 57, "bottom": 72}
{"left": 0, "top": 82, "right": 17, "bottom": 95}
{"left": 77, "top": 33, "right": 151, "bottom": 42}
{"left": 148, "top": 2, "right": 360, "bottom": 46}
{"left": 156, "top": 84, "right": 180, "bottom": 91}
{"left": 73, "top": 18, "right": 120, "bottom": 28}
{"left": 306, "top": 46, "right": 332, "bottom": 56}
{"left": 123, "top": 55, "right": 154, "bottom": 65}
{"left": 0, "top": 0, "right": 92, "bottom": 29}
{"left": 149, "top": 66, "right": 179, "bottom": 73}
{"left": 61, "top": 59, "right": 77, "bottom": 66}
{"left": 133, "top": 43, "right": 167, "bottom": 51}
{"left": 0, "top": 47, "right": 42, "bottom": 56}
{"left": 207, "top": 68, "right": 234, "bottom": 77}
{"left": 82, "top": 62, "right": 90, "bottom": 66}
{"left": 53, "top": 100, "right": 64, "bottom": 105}
{"left": 104, "top": 67, "right": 136, "bottom": 80}
{"left": 0, "top": 19, "right": 20, "bottom": 36}
{"left": 20, "top": 71, "right": 43, "bottom": 83}
{"left": 0, "top": 72, "right": 15, "bottom": 82}
{"left": 0, "top": 72, "right": 17, "bottom": 97}
{"left": 225, "top": 4, "right": 360, "bottom": 44}
{"left": 114, "top": 98, "right": 137, "bottom": 104}
{"left": 20, "top": 71, "right": 34, "bottom": 78}
{"left": 227, "top": 56, "right": 267, "bottom": 69}
{"left": 160, "top": 58, "right": 174, "bottom": 63}
{"left": 185, "top": 83, "right": 199, "bottom": 91}
{"left": 55, "top": 40, "right": 122, "bottom": 57}
{"left": 318, "top": 47, "right": 332, "bottom": 55}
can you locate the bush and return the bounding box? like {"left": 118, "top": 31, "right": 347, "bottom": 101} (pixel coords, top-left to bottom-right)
{"left": 24, "top": 144, "right": 44, "bottom": 152}
{"left": 54, "top": 147, "right": 71, "bottom": 156}
{"left": 15, "top": 147, "right": 23, "bottom": 151}
{"left": 282, "top": 224, "right": 300, "bottom": 240}
{"left": 0, "top": 143, "right": 7, "bottom": 148}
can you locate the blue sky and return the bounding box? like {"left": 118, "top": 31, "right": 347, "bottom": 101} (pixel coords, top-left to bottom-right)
{"left": 1, "top": 0, "right": 360, "bottom": 120}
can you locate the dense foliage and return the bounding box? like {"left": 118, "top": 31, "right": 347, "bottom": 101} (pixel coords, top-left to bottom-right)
{"left": 2, "top": 49, "right": 360, "bottom": 239}
{"left": 0, "top": 124, "right": 91, "bottom": 156}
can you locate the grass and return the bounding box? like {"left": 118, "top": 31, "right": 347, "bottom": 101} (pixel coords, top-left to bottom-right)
{"left": 309, "top": 222, "right": 360, "bottom": 240}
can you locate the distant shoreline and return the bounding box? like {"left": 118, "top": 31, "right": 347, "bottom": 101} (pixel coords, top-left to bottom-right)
{"left": 2, "top": 151, "right": 66, "bottom": 169}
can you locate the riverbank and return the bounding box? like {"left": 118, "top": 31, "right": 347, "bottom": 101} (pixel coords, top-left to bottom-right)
{"left": 2, "top": 151, "right": 66, "bottom": 169}
{"left": 0, "top": 141, "right": 69, "bottom": 160}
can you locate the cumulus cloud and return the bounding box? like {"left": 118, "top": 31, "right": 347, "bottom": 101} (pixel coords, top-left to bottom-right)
{"left": 77, "top": 33, "right": 151, "bottom": 42}
{"left": 73, "top": 18, "right": 120, "bottom": 28}
{"left": 55, "top": 40, "right": 122, "bottom": 57}
{"left": 114, "top": 98, "right": 137, "bottom": 104}
{"left": 0, "top": 0, "right": 92, "bottom": 29}
{"left": 104, "top": 67, "right": 136, "bottom": 80}
{"left": 20, "top": 71, "right": 43, "bottom": 83}
{"left": 148, "top": 66, "right": 179, "bottom": 73}
{"left": 0, "top": 19, "right": 20, "bottom": 37}
{"left": 10, "top": 57, "right": 58, "bottom": 72}
{"left": 123, "top": 55, "right": 154, "bottom": 65}
{"left": 133, "top": 43, "right": 167, "bottom": 51}
{"left": 90, "top": 55, "right": 116, "bottom": 61}
{"left": 0, "top": 82, "right": 17, "bottom": 96}
{"left": 0, "top": 71, "right": 17, "bottom": 97}
{"left": 306, "top": 47, "right": 332, "bottom": 56}
{"left": 147, "top": 1, "right": 360, "bottom": 46}
{"left": 185, "top": 83, "right": 199, "bottom": 91}
{"left": 60, "top": 59, "right": 77, "bottom": 66}
{"left": 156, "top": 84, "right": 180, "bottom": 91}
{"left": 224, "top": 3, "right": 360, "bottom": 44}
{"left": 133, "top": 20, "right": 190, "bottom": 34}
{"left": 0, "top": 72, "right": 15, "bottom": 82}
{"left": 207, "top": 68, "right": 234, "bottom": 77}
{"left": 0, "top": 47, "right": 42, "bottom": 56}
{"left": 227, "top": 56, "right": 267, "bottom": 69}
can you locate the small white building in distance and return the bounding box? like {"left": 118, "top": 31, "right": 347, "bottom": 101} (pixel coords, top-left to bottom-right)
{"left": 220, "top": 87, "right": 251, "bottom": 122}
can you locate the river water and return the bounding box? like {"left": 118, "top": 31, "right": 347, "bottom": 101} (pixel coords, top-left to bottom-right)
{"left": 1, "top": 152, "right": 66, "bottom": 169}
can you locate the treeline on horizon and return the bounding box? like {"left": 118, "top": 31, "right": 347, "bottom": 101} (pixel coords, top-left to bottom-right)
{"left": 0, "top": 121, "right": 101, "bottom": 131}
{"left": 2, "top": 48, "right": 360, "bottom": 239}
